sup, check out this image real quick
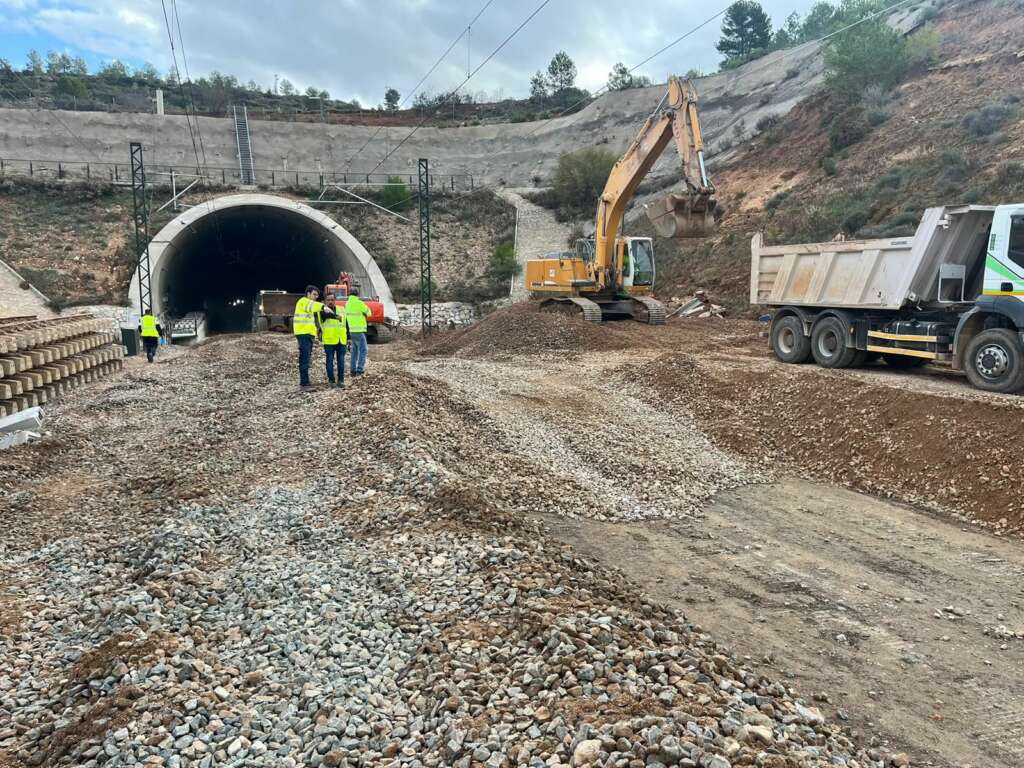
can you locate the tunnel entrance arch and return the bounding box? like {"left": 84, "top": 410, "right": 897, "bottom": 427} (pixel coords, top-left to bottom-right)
{"left": 130, "top": 194, "right": 397, "bottom": 334}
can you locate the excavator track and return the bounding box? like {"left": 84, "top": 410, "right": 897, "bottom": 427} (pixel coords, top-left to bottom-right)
{"left": 631, "top": 296, "right": 667, "bottom": 325}
{"left": 539, "top": 297, "right": 603, "bottom": 323}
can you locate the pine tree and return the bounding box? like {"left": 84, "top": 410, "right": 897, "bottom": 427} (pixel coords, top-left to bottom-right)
{"left": 546, "top": 51, "right": 577, "bottom": 92}
{"left": 716, "top": 1, "right": 773, "bottom": 60}
{"left": 26, "top": 50, "right": 44, "bottom": 75}
{"left": 529, "top": 70, "right": 548, "bottom": 101}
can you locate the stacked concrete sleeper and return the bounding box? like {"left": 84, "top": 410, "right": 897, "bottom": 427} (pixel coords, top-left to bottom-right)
{"left": 0, "top": 314, "right": 124, "bottom": 417}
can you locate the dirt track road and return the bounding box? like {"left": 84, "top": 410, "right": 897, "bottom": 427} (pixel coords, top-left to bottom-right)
{"left": 402, "top": 331, "right": 1024, "bottom": 768}
{"left": 545, "top": 482, "right": 1024, "bottom": 768}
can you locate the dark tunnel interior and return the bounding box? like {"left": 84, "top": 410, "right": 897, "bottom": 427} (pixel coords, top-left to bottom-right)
{"left": 162, "top": 206, "right": 343, "bottom": 334}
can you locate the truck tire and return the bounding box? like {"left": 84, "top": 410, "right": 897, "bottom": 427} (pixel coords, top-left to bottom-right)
{"left": 255, "top": 317, "right": 269, "bottom": 333}
{"left": 811, "top": 316, "right": 858, "bottom": 368}
{"left": 770, "top": 316, "right": 811, "bottom": 363}
{"left": 882, "top": 353, "right": 927, "bottom": 369}
{"left": 964, "top": 328, "right": 1024, "bottom": 393}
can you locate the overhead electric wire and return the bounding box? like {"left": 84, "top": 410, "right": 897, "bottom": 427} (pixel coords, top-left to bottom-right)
{"left": 160, "top": 0, "right": 204, "bottom": 177}
{"left": 341, "top": 0, "right": 497, "bottom": 173}
{"left": 363, "top": 0, "right": 553, "bottom": 176}
{"left": 525, "top": 0, "right": 919, "bottom": 138}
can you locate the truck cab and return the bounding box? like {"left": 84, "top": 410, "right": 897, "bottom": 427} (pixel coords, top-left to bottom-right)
{"left": 984, "top": 204, "right": 1024, "bottom": 298}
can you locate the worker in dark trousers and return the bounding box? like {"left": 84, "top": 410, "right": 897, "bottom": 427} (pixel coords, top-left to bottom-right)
{"left": 319, "top": 294, "right": 347, "bottom": 388}
{"left": 138, "top": 310, "right": 163, "bottom": 363}
{"left": 293, "top": 285, "right": 333, "bottom": 390}
{"left": 345, "top": 287, "right": 372, "bottom": 377}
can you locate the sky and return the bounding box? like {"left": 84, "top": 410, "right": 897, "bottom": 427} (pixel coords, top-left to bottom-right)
{"left": 0, "top": 0, "right": 821, "bottom": 106}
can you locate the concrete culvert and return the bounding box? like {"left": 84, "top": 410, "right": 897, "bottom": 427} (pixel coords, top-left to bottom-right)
{"left": 130, "top": 194, "right": 396, "bottom": 334}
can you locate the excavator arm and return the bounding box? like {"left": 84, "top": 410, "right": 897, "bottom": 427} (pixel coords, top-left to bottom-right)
{"left": 593, "top": 76, "right": 717, "bottom": 275}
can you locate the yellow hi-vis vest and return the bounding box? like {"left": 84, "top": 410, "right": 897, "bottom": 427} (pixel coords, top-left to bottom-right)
{"left": 345, "top": 295, "right": 370, "bottom": 333}
{"left": 321, "top": 313, "right": 346, "bottom": 345}
{"left": 140, "top": 314, "right": 160, "bottom": 338}
{"left": 293, "top": 297, "right": 323, "bottom": 336}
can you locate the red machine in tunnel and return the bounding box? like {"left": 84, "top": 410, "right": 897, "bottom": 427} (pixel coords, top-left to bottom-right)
{"left": 324, "top": 271, "right": 387, "bottom": 341}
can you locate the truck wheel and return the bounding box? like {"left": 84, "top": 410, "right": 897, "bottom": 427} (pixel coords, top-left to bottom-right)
{"left": 770, "top": 316, "right": 811, "bottom": 363}
{"left": 964, "top": 328, "right": 1024, "bottom": 393}
{"left": 882, "top": 353, "right": 927, "bottom": 369}
{"left": 811, "top": 316, "right": 858, "bottom": 368}
{"left": 255, "top": 317, "right": 269, "bottom": 333}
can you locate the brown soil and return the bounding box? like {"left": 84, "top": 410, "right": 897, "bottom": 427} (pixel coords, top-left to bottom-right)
{"left": 419, "top": 302, "right": 637, "bottom": 358}
{"left": 619, "top": 323, "right": 1024, "bottom": 534}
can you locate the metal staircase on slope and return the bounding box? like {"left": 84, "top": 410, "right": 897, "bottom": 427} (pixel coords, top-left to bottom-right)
{"left": 233, "top": 105, "right": 255, "bottom": 185}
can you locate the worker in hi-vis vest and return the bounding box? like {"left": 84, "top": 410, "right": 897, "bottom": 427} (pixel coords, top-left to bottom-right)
{"left": 319, "top": 293, "right": 347, "bottom": 388}
{"left": 345, "top": 287, "right": 372, "bottom": 377}
{"left": 293, "top": 285, "right": 336, "bottom": 389}
{"left": 138, "top": 310, "right": 163, "bottom": 364}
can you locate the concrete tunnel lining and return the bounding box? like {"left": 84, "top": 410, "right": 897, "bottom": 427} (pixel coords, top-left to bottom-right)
{"left": 129, "top": 194, "right": 397, "bottom": 332}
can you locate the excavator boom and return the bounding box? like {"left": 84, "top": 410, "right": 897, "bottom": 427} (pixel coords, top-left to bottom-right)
{"left": 644, "top": 79, "right": 717, "bottom": 239}
{"left": 594, "top": 76, "right": 717, "bottom": 271}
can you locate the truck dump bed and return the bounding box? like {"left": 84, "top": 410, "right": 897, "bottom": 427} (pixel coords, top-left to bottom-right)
{"left": 750, "top": 206, "right": 994, "bottom": 310}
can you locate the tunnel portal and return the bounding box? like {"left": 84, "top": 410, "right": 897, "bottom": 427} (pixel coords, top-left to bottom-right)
{"left": 130, "top": 194, "right": 397, "bottom": 334}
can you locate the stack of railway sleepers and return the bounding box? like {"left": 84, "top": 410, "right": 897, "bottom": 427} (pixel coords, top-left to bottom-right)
{"left": 0, "top": 314, "right": 124, "bottom": 417}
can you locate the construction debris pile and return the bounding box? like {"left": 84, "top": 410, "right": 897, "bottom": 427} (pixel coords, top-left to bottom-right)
{"left": 421, "top": 303, "right": 635, "bottom": 359}
{"left": 0, "top": 335, "right": 892, "bottom": 768}
{"left": 0, "top": 314, "right": 123, "bottom": 418}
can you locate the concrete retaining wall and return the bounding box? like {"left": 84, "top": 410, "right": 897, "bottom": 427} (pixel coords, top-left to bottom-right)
{"left": 0, "top": 43, "right": 826, "bottom": 188}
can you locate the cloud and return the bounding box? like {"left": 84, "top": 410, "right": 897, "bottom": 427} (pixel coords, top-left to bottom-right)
{"left": 4, "top": 0, "right": 820, "bottom": 102}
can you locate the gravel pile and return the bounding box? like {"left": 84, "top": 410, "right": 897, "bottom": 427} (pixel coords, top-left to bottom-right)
{"left": 1, "top": 334, "right": 891, "bottom": 767}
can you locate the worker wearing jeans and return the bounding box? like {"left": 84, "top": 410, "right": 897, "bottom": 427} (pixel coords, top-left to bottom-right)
{"left": 320, "top": 294, "right": 346, "bottom": 388}
{"left": 293, "top": 285, "right": 329, "bottom": 389}
{"left": 345, "top": 288, "right": 372, "bottom": 377}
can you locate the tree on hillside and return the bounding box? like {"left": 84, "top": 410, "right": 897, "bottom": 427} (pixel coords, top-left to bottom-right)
{"left": 825, "top": 17, "right": 907, "bottom": 99}
{"left": 246, "top": 79, "right": 260, "bottom": 92}
{"left": 773, "top": 11, "right": 803, "bottom": 47}
{"left": 26, "top": 50, "right": 44, "bottom": 75}
{"left": 384, "top": 87, "right": 400, "bottom": 111}
{"left": 716, "top": 1, "right": 773, "bottom": 60}
{"left": 279, "top": 78, "right": 295, "bottom": 96}
{"left": 798, "top": 1, "right": 842, "bottom": 41}
{"left": 546, "top": 51, "right": 577, "bottom": 92}
{"left": 607, "top": 62, "right": 652, "bottom": 91}
{"left": 46, "top": 51, "right": 72, "bottom": 75}
{"left": 0, "top": 58, "right": 13, "bottom": 75}
{"left": 305, "top": 85, "right": 320, "bottom": 98}
{"left": 137, "top": 62, "right": 160, "bottom": 83}
{"left": 319, "top": 89, "right": 330, "bottom": 100}
{"left": 55, "top": 76, "right": 88, "bottom": 100}
{"left": 70, "top": 56, "right": 88, "bottom": 76}
{"left": 553, "top": 147, "right": 618, "bottom": 221}
{"left": 98, "top": 60, "right": 130, "bottom": 79}
{"left": 529, "top": 70, "right": 548, "bottom": 101}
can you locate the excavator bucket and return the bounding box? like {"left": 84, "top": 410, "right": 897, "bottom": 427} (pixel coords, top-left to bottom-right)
{"left": 644, "top": 192, "right": 718, "bottom": 238}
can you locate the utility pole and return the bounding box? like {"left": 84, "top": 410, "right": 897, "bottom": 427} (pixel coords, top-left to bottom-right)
{"left": 129, "top": 142, "right": 153, "bottom": 315}
{"left": 418, "top": 158, "right": 432, "bottom": 333}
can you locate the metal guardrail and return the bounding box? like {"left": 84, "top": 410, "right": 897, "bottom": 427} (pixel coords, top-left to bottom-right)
{"left": 0, "top": 157, "right": 475, "bottom": 190}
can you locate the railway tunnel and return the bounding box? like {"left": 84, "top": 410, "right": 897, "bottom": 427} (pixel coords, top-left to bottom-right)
{"left": 129, "top": 194, "right": 397, "bottom": 334}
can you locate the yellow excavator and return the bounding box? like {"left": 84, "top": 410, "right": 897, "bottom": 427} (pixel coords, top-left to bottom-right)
{"left": 525, "top": 76, "right": 717, "bottom": 323}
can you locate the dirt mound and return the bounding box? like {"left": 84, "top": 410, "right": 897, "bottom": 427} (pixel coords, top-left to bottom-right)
{"left": 625, "top": 349, "right": 1024, "bottom": 534}
{"left": 420, "top": 303, "right": 636, "bottom": 358}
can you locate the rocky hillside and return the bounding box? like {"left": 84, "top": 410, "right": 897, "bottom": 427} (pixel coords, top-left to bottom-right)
{"left": 0, "top": 179, "right": 514, "bottom": 309}
{"left": 647, "top": 0, "right": 1024, "bottom": 311}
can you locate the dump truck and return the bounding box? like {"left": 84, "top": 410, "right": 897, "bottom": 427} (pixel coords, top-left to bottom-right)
{"left": 752, "top": 204, "right": 1024, "bottom": 393}
{"left": 253, "top": 290, "right": 301, "bottom": 333}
